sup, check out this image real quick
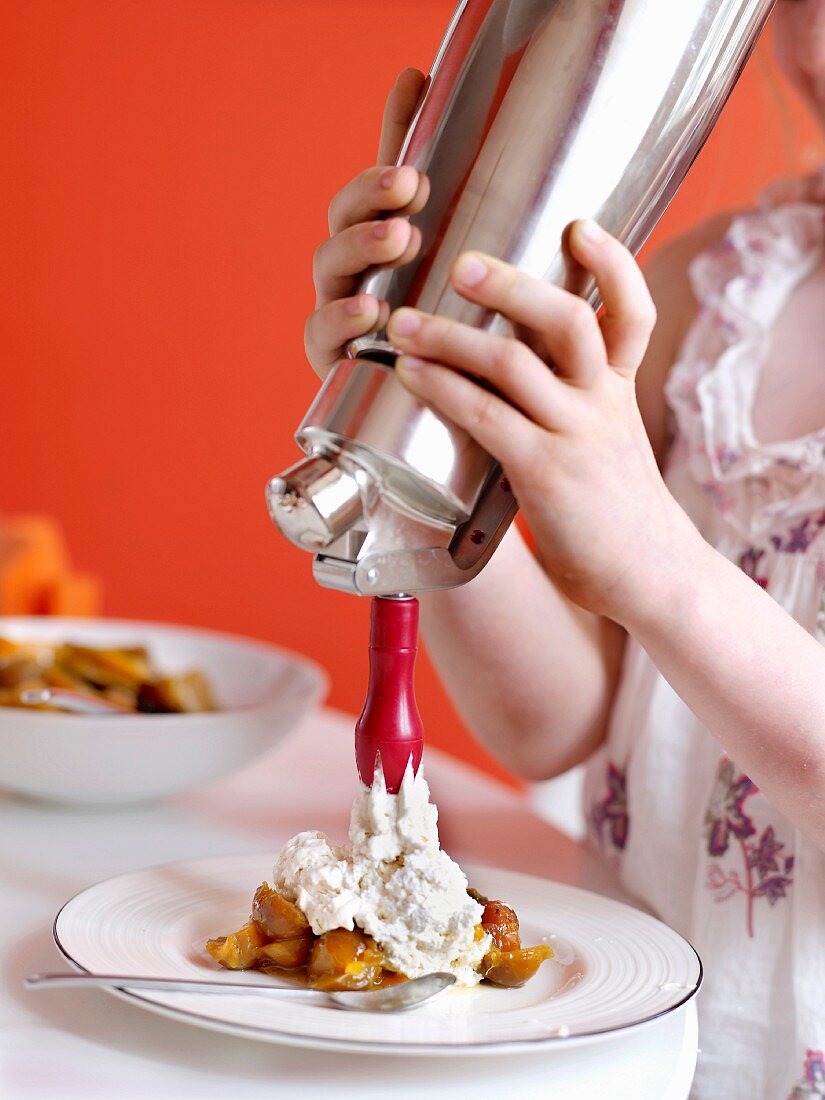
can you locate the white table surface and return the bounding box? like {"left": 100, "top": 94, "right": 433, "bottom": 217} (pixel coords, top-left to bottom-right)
{"left": 0, "top": 707, "right": 698, "bottom": 1100}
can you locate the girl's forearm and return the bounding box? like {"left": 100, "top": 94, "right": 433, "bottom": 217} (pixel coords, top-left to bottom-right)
{"left": 420, "top": 526, "right": 626, "bottom": 779}
{"left": 622, "top": 529, "right": 825, "bottom": 852}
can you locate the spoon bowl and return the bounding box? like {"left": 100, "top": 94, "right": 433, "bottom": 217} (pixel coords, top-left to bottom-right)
{"left": 327, "top": 972, "right": 455, "bottom": 1012}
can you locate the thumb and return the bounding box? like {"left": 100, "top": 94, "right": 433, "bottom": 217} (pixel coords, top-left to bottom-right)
{"left": 376, "top": 68, "right": 427, "bottom": 166}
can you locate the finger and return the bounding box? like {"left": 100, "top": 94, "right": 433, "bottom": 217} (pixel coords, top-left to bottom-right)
{"left": 305, "top": 295, "right": 391, "bottom": 378}
{"left": 377, "top": 69, "right": 427, "bottom": 166}
{"left": 328, "top": 165, "right": 430, "bottom": 235}
{"left": 387, "top": 308, "right": 567, "bottom": 430}
{"left": 313, "top": 217, "right": 419, "bottom": 307}
{"left": 449, "top": 253, "right": 606, "bottom": 386}
{"left": 568, "top": 220, "right": 657, "bottom": 377}
{"left": 395, "top": 356, "right": 538, "bottom": 471}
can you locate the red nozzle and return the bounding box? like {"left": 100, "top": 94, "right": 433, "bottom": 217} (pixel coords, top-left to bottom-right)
{"left": 354, "top": 596, "right": 424, "bottom": 793}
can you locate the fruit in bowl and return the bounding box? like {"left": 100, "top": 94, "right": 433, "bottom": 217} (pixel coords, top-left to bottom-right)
{"left": 0, "top": 617, "right": 327, "bottom": 805}
{"left": 0, "top": 637, "right": 217, "bottom": 714}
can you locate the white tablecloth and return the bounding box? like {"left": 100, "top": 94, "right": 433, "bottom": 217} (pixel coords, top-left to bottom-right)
{"left": 0, "top": 708, "right": 698, "bottom": 1099}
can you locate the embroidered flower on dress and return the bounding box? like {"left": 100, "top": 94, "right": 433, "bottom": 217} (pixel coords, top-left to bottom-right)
{"left": 787, "top": 1049, "right": 825, "bottom": 1099}
{"left": 589, "top": 762, "right": 628, "bottom": 852}
{"left": 770, "top": 511, "right": 825, "bottom": 555}
{"left": 704, "top": 758, "right": 794, "bottom": 937}
{"left": 805, "top": 1051, "right": 825, "bottom": 1094}
{"left": 752, "top": 871, "right": 794, "bottom": 907}
{"left": 705, "top": 759, "right": 756, "bottom": 855}
{"left": 701, "top": 480, "right": 733, "bottom": 514}
{"left": 747, "top": 825, "right": 784, "bottom": 877}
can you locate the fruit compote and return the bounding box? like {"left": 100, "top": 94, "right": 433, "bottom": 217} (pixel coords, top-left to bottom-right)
{"left": 207, "top": 882, "right": 552, "bottom": 991}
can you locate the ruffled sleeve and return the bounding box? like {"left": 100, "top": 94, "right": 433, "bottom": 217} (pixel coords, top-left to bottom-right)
{"left": 664, "top": 192, "right": 825, "bottom": 544}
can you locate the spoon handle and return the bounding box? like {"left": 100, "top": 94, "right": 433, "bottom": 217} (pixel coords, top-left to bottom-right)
{"left": 24, "top": 972, "right": 325, "bottom": 997}
{"left": 19, "top": 689, "right": 128, "bottom": 715}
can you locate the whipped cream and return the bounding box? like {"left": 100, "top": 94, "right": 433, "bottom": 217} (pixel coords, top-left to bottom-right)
{"left": 271, "top": 761, "right": 490, "bottom": 986}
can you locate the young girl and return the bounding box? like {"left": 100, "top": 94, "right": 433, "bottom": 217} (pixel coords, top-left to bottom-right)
{"left": 306, "top": 6, "right": 825, "bottom": 1097}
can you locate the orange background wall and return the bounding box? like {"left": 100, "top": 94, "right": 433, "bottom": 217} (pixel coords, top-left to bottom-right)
{"left": 2, "top": 3, "right": 823, "bottom": 783}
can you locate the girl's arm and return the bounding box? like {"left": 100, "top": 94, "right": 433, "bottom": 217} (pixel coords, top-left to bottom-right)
{"left": 419, "top": 528, "right": 627, "bottom": 780}
{"left": 624, "top": 528, "right": 825, "bottom": 852}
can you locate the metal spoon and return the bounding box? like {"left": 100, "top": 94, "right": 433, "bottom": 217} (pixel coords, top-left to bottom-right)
{"left": 19, "top": 689, "right": 129, "bottom": 715}
{"left": 24, "top": 971, "right": 456, "bottom": 1012}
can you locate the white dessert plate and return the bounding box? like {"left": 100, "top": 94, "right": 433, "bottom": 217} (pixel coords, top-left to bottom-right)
{"left": 52, "top": 854, "right": 701, "bottom": 1055}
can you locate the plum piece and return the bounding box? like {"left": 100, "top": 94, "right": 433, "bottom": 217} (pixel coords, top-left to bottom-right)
{"left": 101, "top": 684, "right": 139, "bottom": 709}
{"left": 251, "top": 883, "right": 311, "bottom": 940}
{"left": 206, "top": 919, "right": 270, "bottom": 970}
{"left": 0, "top": 657, "right": 44, "bottom": 688}
{"left": 480, "top": 899, "right": 521, "bottom": 952}
{"left": 482, "top": 943, "right": 553, "bottom": 988}
{"left": 307, "top": 928, "right": 386, "bottom": 991}
{"left": 206, "top": 888, "right": 314, "bottom": 975}
{"left": 477, "top": 895, "right": 553, "bottom": 987}
{"left": 136, "top": 671, "right": 215, "bottom": 713}
{"left": 43, "top": 664, "right": 92, "bottom": 691}
{"left": 55, "top": 644, "right": 152, "bottom": 689}
{"left": 135, "top": 681, "right": 175, "bottom": 714}
{"left": 258, "top": 936, "right": 313, "bottom": 969}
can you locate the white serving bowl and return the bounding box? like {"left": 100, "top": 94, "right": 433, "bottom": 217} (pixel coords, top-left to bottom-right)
{"left": 0, "top": 617, "right": 328, "bottom": 805}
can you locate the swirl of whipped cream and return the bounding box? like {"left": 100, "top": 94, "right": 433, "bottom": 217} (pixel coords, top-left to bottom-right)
{"left": 271, "top": 760, "right": 489, "bottom": 986}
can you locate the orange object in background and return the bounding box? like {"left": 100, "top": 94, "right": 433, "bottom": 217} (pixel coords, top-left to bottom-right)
{"left": 1, "top": 3, "right": 823, "bottom": 785}
{"left": 44, "top": 571, "right": 101, "bottom": 617}
{"left": 0, "top": 517, "right": 100, "bottom": 617}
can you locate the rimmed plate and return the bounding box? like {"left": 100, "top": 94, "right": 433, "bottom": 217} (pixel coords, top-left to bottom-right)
{"left": 53, "top": 854, "right": 701, "bottom": 1055}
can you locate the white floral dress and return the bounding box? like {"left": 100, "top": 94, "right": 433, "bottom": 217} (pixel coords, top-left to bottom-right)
{"left": 583, "top": 193, "right": 825, "bottom": 1100}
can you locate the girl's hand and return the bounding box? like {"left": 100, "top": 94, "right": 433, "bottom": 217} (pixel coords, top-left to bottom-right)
{"left": 305, "top": 68, "right": 430, "bottom": 378}
{"left": 388, "top": 223, "right": 699, "bottom": 623}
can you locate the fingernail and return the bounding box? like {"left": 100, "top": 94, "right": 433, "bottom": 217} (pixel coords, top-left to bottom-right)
{"left": 373, "top": 220, "right": 391, "bottom": 239}
{"left": 390, "top": 308, "right": 421, "bottom": 337}
{"left": 578, "top": 219, "right": 604, "bottom": 244}
{"left": 345, "top": 295, "right": 369, "bottom": 317}
{"left": 380, "top": 168, "right": 396, "bottom": 189}
{"left": 454, "top": 254, "right": 487, "bottom": 287}
{"left": 397, "top": 355, "right": 425, "bottom": 371}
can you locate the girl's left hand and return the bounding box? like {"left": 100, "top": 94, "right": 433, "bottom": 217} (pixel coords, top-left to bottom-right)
{"left": 388, "top": 220, "right": 699, "bottom": 624}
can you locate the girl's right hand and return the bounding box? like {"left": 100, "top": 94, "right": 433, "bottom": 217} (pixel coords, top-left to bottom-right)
{"left": 305, "top": 68, "right": 431, "bottom": 378}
